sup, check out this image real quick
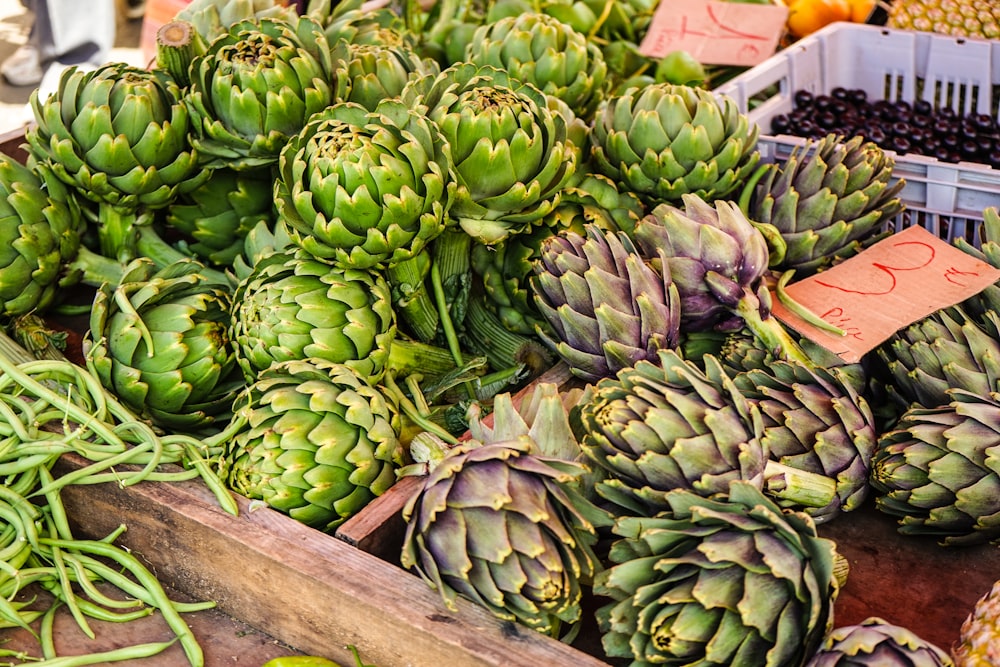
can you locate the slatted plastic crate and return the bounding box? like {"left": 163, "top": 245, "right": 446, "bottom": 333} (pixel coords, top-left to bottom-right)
{"left": 715, "top": 22, "right": 1000, "bottom": 243}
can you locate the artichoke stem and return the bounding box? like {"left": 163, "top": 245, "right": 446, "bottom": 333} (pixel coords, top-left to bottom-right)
{"left": 135, "top": 226, "right": 232, "bottom": 287}
{"left": 733, "top": 288, "right": 815, "bottom": 368}
{"left": 763, "top": 460, "right": 839, "bottom": 510}
{"left": 464, "top": 296, "right": 553, "bottom": 376}
{"left": 97, "top": 203, "right": 143, "bottom": 264}
{"left": 432, "top": 229, "right": 472, "bottom": 316}
{"left": 387, "top": 338, "right": 467, "bottom": 380}
{"left": 0, "top": 328, "right": 45, "bottom": 364}
{"left": 430, "top": 260, "right": 475, "bottom": 400}
{"left": 155, "top": 20, "right": 206, "bottom": 88}
{"left": 386, "top": 254, "right": 439, "bottom": 343}
{"left": 64, "top": 245, "right": 124, "bottom": 288}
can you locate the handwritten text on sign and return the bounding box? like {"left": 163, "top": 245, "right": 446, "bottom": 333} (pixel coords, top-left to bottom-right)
{"left": 639, "top": 0, "right": 788, "bottom": 67}
{"left": 771, "top": 225, "right": 1000, "bottom": 363}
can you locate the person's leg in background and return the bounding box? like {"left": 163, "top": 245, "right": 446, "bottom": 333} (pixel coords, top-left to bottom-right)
{"left": 2, "top": 0, "right": 116, "bottom": 86}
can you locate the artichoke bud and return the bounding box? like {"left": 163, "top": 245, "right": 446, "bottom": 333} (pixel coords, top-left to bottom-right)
{"left": 222, "top": 358, "right": 403, "bottom": 532}
{"left": 808, "top": 617, "right": 954, "bottom": 666}
{"left": 86, "top": 257, "right": 242, "bottom": 434}
{"left": 590, "top": 83, "right": 759, "bottom": 205}
{"left": 400, "top": 438, "right": 604, "bottom": 637}
{"left": 465, "top": 13, "right": 608, "bottom": 120}
{"left": 596, "top": 481, "right": 841, "bottom": 667}
{"left": 401, "top": 63, "right": 578, "bottom": 245}
{"left": 275, "top": 98, "right": 457, "bottom": 270}
{"left": 186, "top": 16, "right": 336, "bottom": 170}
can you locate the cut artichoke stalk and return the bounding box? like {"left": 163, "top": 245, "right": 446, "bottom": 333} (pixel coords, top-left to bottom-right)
{"left": 155, "top": 20, "right": 208, "bottom": 88}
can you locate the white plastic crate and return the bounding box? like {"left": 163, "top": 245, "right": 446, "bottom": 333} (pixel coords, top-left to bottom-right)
{"left": 716, "top": 22, "right": 1000, "bottom": 244}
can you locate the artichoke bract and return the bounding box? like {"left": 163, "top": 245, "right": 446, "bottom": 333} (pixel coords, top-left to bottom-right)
{"left": 806, "top": 617, "right": 954, "bottom": 667}
{"left": 185, "top": 16, "right": 335, "bottom": 170}
{"left": 578, "top": 348, "right": 766, "bottom": 516}
{"left": 231, "top": 246, "right": 396, "bottom": 383}
{"left": 743, "top": 133, "right": 905, "bottom": 275}
{"left": 530, "top": 224, "right": 680, "bottom": 382}
{"left": 163, "top": 165, "right": 276, "bottom": 268}
{"left": 26, "top": 63, "right": 204, "bottom": 262}
{"left": 464, "top": 12, "right": 608, "bottom": 120}
{"left": 589, "top": 83, "right": 760, "bottom": 205}
{"left": 86, "top": 258, "right": 244, "bottom": 434}
{"left": 596, "top": 481, "right": 841, "bottom": 667}
{"left": 274, "top": 99, "right": 456, "bottom": 270}
{"left": 222, "top": 358, "right": 402, "bottom": 531}
{"left": 400, "top": 437, "right": 603, "bottom": 638}
{"left": 870, "top": 388, "right": 1000, "bottom": 545}
{"left": 400, "top": 63, "right": 578, "bottom": 245}
{"left": 0, "top": 155, "right": 82, "bottom": 316}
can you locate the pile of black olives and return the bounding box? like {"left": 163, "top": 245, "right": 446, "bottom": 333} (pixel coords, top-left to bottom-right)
{"left": 768, "top": 86, "right": 1000, "bottom": 167}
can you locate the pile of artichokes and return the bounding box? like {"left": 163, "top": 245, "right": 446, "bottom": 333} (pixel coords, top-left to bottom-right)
{"left": 3, "top": 0, "right": 998, "bottom": 664}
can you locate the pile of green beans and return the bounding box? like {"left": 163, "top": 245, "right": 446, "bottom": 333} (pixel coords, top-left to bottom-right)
{"left": 0, "top": 331, "right": 241, "bottom": 666}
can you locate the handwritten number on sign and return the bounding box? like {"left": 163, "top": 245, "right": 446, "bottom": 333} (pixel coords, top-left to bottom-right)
{"left": 813, "top": 240, "right": 935, "bottom": 296}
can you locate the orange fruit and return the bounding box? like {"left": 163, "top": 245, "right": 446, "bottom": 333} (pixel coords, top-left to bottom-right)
{"left": 785, "top": 0, "right": 853, "bottom": 38}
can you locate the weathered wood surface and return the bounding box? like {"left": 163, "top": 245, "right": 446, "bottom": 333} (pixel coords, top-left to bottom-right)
{"left": 54, "top": 454, "right": 612, "bottom": 667}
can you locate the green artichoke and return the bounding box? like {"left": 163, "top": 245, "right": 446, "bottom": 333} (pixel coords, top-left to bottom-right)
{"left": 330, "top": 39, "right": 440, "bottom": 111}
{"left": 400, "top": 436, "right": 603, "bottom": 637}
{"left": 871, "top": 389, "right": 1000, "bottom": 545}
{"left": 222, "top": 358, "right": 402, "bottom": 531}
{"left": 589, "top": 83, "right": 760, "bottom": 205}
{"left": 230, "top": 246, "right": 396, "bottom": 383}
{"left": 176, "top": 0, "right": 299, "bottom": 44}
{"left": 26, "top": 63, "right": 204, "bottom": 262}
{"left": 307, "top": 1, "right": 413, "bottom": 48}
{"left": 596, "top": 481, "right": 841, "bottom": 667}
{"left": 742, "top": 133, "right": 905, "bottom": 275}
{"left": 876, "top": 306, "right": 1000, "bottom": 413}
{"left": 530, "top": 223, "right": 680, "bottom": 382}
{"left": 577, "top": 348, "right": 766, "bottom": 516}
{"left": 274, "top": 99, "right": 457, "bottom": 270}
{"left": 806, "top": 617, "right": 954, "bottom": 666}
{"left": 163, "top": 165, "right": 276, "bottom": 268}
{"left": 464, "top": 12, "right": 608, "bottom": 119}
{"left": 0, "top": 155, "right": 83, "bottom": 316}
{"left": 730, "top": 359, "right": 878, "bottom": 523}
{"left": 185, "top": 16, "right": 335, "bottom": 170}
{"left": 86, "top": 258, "right": 243, "bottom": 434}
{"left": 400, "top": 62, "right": 579, "bottom": 245}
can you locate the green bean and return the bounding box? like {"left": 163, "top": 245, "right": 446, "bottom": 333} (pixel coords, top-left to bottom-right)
{"left": 58, "top": 554, "right": 145, "bottom": 611}
{"left": 17, "top": 639, "right": 178, "bottom": 666}
{"left": 37, "top": 467, "right": 72, "bottom": 541}
{"left": 55, "top": 552, "right": 215, "bottom": 614}
{"left": 46, "top": 541, "right": 94, "bottom": 639}
{"left": 182, "top": 442, "right": 239, "bottom": 517}
{"left": 39, "top": 598, "right": 62, "bottom": 659}
{"left": 28, "top": 441, "right": 154, "bottom": 498}
{"left": 37, "top": 538, "right": 204, "bottom": 667}
{"left": 38, "top": 578, "right": 155, "bottom": 624}
{"left": 67, "top": 468, "right": 202, "bottom": 486}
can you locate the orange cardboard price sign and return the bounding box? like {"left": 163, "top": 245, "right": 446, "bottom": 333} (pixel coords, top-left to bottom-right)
{"left": 638, "top": 0, "right": 788, "bottom": 66}
{"left": 771, "top": 225, "right": 1000, "bottom": 363}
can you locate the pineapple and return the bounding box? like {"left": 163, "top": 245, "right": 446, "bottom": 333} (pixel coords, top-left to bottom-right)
{"left": 886, "top": 0, "right": 1000, "bottom": 39}
{"left": 954, "top": 581, "right": 1000, "bottom": 667}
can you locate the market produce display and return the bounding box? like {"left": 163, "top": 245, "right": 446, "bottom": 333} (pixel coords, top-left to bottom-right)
{"left": 1, "top": 0, "right": 999, "bottom": 664}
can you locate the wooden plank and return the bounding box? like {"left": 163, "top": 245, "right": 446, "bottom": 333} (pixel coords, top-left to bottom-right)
{"left": 55, "top": 454, "right": 612, "bottom": 667}
{"left": 0, "top": 127, "right": 29, "bottom": 164}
